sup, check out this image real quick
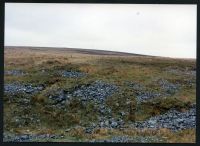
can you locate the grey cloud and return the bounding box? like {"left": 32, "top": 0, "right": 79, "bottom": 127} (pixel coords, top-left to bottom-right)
{"left": 5, "top": 3, "right": 196, "bottom": 58}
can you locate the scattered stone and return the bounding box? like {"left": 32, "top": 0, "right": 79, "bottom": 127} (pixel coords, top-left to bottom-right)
{"left": 96, "top": 117, "right": 125, "bottom": 129}
{"left": 49, "top": 90, "right": 67, "bottom": 104}
{"left": 13, "top": 135, "right": 30, "bottom": 142}
{"left": 111, "top": 121, "right": 118, "bottom": 128}
{"left": 93, "top": 135, "right": 163, "bottom": 143}
{"left": 166, "top": 68, "right": 196, "bottom": 77}
{"left": 4, "top": 70, "right": 26, "bottom": 76}
{"left": 72, "top": 80, "right": 118, "bottom": 104}
{"left": 120, "top": 111, "right": 126, "bottom": 117}
{"left": 128, "top": 81, "right": 145, "bottom": 91}
{"left": 133, "top": 106, "right": 196, "bottom": 131}
{"left": 65, "top": 128, "right": 71, "bottom": 132}
{"left": 47, "top": 80, "right": 118, "bottom": 107}
{"left": 185, "top": 70, "right": 196, "bottom": 77}
{"left": 128, "top": 81, "right": 161, "bottom": 103}
{"left": 181, "top": 79, "right": 196, "bottom": 88}
{"left": 58, "top": 70, "right": 86, "bottom": 78}
{"left": 85, "top": 127, "right": 93, "bottom": 134}
{"left": 93, "top": 135, "right": 132, "bottom": 143}
{"left": 4, "top": 83, "right": 44, "bottom": 95}
{"left": 166, "top": 68, "right": 183, "bottom": 75}
{"left": 158, "top": 79, "right": 180, "bottom": 95}
{"left": 3, "top": 133, "right": 61, "bottom": 142}
{"left": 135, "top": 90, "right": 161, "bottom": 103}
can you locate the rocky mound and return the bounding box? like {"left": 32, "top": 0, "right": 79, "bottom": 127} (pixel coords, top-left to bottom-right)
{"left": 48, "top": 80, "right": 118, "bottom": 105}
{"left": 72, "top": 80, "right": 118, "bottom": 103}
{"left": 133, "top": 105, "right": 196, "bottom": 131}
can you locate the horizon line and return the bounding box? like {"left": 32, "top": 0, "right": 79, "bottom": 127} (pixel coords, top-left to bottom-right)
{"left": 4, "top": 45, "right": 196, "bottom": 60}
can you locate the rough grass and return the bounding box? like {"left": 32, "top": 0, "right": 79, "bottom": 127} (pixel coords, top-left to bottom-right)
{"left": 4, "top": 47, "right": 196, "bottom": 143}
{"left": 135, "top": 97, "right": 192, "bottom": 121}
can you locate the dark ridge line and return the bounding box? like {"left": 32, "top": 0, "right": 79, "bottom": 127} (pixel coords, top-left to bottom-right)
{"left": 4, "top": 46, "right": 195, "bottom": 60}
{"left": 4, "top": 46, "right": 147, "bottom": 56}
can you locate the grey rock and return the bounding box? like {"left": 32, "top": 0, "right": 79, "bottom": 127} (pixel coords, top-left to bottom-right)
{"left": 65, "top": 128, "right": 71, "bottom": 132}
{"left": 85, "top": 127, "right": 93, "bottom": 134}
{"left": 111, "top": 121, "right": 118, "bottom": 128}
{"left": 120, "top": 111, "right": 126, "bottom": 116}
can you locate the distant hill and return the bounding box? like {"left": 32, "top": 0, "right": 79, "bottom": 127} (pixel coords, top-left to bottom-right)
{"left": 4, "top": 46, "right": 152, "bottom": 57}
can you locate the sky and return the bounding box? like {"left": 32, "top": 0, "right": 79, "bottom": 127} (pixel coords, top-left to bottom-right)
{"left": 5, "top": 3, "right": 197, "bottom": 58}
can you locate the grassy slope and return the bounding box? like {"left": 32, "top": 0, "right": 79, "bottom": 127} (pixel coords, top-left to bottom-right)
{"left": 4, "top": 47, "right": 196, "bottom": 143}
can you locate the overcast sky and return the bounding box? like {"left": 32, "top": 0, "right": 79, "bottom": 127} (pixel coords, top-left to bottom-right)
{"left": 5, "top": 3, "right": 196, "bottom": 58}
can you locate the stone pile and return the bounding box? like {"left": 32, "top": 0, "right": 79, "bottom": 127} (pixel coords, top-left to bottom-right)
{"left": 134, "top": 105, "right": 196, "bottom": 131}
